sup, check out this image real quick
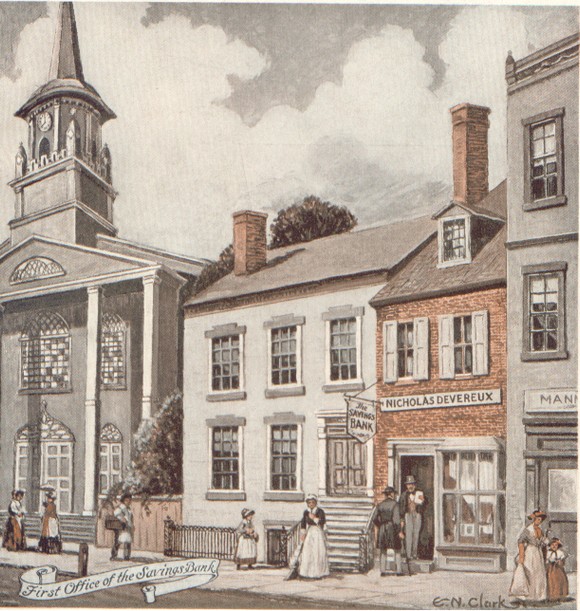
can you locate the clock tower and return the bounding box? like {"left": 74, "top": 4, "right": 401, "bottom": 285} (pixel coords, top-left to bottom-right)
{"left": 9, "top": 1, "right": 117, "bottom": 248}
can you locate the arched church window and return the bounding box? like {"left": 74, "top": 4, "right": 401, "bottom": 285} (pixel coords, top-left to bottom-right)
{"left": 10, "top": 257, "right": 65, "bottom": 284}
{"left": 99, "top": 424, "right": 123, "bottom": 493}
{"left": 101, "top": 313, "right": 126, "bottom": 388}
{"left": 21, "top": 311, "right": 70, "bottom": 391}
{"left": 38, "top": 137, "right": 50, "bottom": 159}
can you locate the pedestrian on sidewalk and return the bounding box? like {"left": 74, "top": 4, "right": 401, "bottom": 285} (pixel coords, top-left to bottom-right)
{"left": 546, "top": 537, "right": 569, "bottom": 602}
{"left": 374, "top": 486, "right": 404, "bottom": 576}
{"left": 234, "top": 509, "right": 258, "bottom": 570}
{"left": 509, "top": 509, "right": 550, "bottom": 602}
{"left": 38, "top": 489, "right": 61, "bottom": 554}
{"left": 111, "top": 493, "right": 133, "bottom": 561}
{"left": 399, "top": 475, "right": 426, "bottom": 561}
{"left": 2, "top": 490, "right": 26, "bottom": 551}
{"left": 298, "top": 494, "right": 329, "bottom": 579}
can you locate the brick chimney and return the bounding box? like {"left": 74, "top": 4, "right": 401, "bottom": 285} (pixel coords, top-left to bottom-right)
{"left": 233, "top": 210, "right": 268, "bottom": 275}
{"left": 450, "top": 103, "right": 491, "bottom": 207}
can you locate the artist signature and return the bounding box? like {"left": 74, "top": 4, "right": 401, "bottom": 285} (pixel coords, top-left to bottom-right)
{"left": 433, "top": 594, "right": 514, "bottom": 609}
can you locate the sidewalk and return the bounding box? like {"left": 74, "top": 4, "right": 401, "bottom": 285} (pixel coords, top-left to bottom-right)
{"left": 0, "top": 540, "right": 576, "bottom": 610}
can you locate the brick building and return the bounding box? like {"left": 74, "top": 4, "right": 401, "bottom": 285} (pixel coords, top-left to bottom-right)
{"left": 370, "top": 104, "right": 508, "bottom": 572}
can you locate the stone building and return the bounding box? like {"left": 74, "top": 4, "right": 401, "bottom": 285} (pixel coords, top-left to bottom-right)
{"left": 370, "top": 104, "right": 508, "bottom": 572}
{"left": 504, "top": 34, "right": 578, "bottom": 569}
{"left": 0, "top": 2, "right": 205, "bottom": 539}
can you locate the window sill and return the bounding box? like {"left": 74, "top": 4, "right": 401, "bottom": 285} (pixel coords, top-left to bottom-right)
{"left": 521, "top": 350, "right": 568, "bottom": 362}
{"left": 19, "top": 387, "right": 72, "bottom": 395}
{"left": 436, "top": 259, "right": 471, "bottom": 269}
{"left": 263, "top": 491, "right": 305, "bottom": 502}
{"left": 322, "top": 381, "right": 365, "bottom": 394}
{"left": 265, "top": 386, "right": 305, "bottom": 399}
{"left": 101, "top": 385, "right": 127, "bottom": 392}
{"left": 206, "top": 391, "right": 247, "bottom": 402}
{"left": 393, "top": 378, "right": 419, "bottom": 387}
{"left": 437, "top": 544, "right": 505, "bottom": 553}
{"left": 206, "top": 491, "right": 246, "bottom": 501}
{"left": 523, "top": 195, "right": 567, "bottom": 211}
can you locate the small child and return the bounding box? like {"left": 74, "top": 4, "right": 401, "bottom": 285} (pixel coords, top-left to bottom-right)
{"left": 546, "top": 537, "right": 569, "bottom": 602}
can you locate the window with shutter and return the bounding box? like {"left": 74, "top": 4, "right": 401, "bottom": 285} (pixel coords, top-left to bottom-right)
{"left": 472, "top": 311, "right": 489, "bottom": 376}
{"left": 413, "top": 317, "right": 430, "bottom": 381}
{"left": 383, "top": 321, "right": 398, "bottom": 383}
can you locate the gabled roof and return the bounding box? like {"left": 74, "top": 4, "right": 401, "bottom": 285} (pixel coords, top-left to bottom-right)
{"left": 96, "top": 234, "right": 209, "bottom": 278}
{"left": 186, "top": 214, "right": 437, "bottom": 307}
{"left": 0, "top": 235, "right": 179, "bottom": 301}
{"left": 370, "top": 225, "right": 506, "bottom": 307}
{"left": 432, "top": 180, "right": 507, "bottom": 222}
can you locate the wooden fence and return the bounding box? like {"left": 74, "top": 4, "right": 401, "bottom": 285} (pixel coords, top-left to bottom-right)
{"left": 96, "top": 497, "right": 182, "bottom": 552}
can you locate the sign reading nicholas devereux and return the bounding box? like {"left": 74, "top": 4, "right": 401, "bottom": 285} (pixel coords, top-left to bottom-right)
{"left": 380, "top": 389, "right": 502, "bottom": 412}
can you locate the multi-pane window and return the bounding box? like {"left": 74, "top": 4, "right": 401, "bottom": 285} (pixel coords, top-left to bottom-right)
{"left": 453, "top": 316, "right": 473, "bottom": 374}
{"left": 442, "top": 219, "right": 467, "bottom": 262}
{"left": 14, "top": 443, "right": 28, "bottom": 492}
{"left": 270, "top": 425, "right": 298, "bottom": 491}
{"left": 211, "top": 335, "right": 240, "bottom": 391}
{"left": 442, "top": 451, "right": 504, "bottom": 546}
{"left": 21, "top": 311, "right": 70, "bottom": 391}
{"left": 271, "top": 326, "right": 297, "bottom": 385}
{"left": 531, "top": 121, "right": 558, "bottom": 201}
{"left": 528, "top": 274, "right": 559, "bottom": 353}
{"left": 101, "top": 314, "right": 126, "bottom": 388}
{"left": 99, "top": 424, "right": 123, "bottom": 493}
{"left": 330, "top": 318, "right": 357, "bottom": 381}
{"left": 41, "top": 442, "right": 73, "bottom": 513}
{"left": 212, "top": 426, "right": 239, "bottom": 490}
{"left": 10, "top": 257, "right": 65, "bottom": 284}
{"left": 397, "top": 322, "right": 414, "bottom": 378}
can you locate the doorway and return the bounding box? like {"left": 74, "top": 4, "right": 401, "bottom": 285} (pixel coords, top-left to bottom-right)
{"left": 399, "top": 455, "right": 435, "bottom": 561}
{"left": 327, "top": 437, "right": 367, "bottom": 496}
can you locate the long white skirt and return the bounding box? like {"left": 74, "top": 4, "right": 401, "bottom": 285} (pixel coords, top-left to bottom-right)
{"left": 510, "top": 546, "right": 547, "bottom": 601}
{"left": 299, "top": 526, "right": 329, "bottom": 579}
{"left": 235, "top": 536, "right": 257, "bottom": 564}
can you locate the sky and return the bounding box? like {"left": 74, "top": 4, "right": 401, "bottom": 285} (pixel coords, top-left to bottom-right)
{"left": 0, "top": 2, "right": 577, "bottom": 259}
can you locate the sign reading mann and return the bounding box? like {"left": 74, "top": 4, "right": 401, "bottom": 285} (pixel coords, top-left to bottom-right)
{"left": 346, "top": 398, "right": 377, "bottom": 443}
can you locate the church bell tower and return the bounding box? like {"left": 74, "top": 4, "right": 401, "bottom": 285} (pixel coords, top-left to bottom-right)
{"left": 9, "top": 2, "right": 117, "bottom": 248}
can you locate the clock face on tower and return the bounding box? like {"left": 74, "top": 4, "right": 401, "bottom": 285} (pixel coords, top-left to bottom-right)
{"left": 37, "top": 111, "right": 52, "bottom": 132}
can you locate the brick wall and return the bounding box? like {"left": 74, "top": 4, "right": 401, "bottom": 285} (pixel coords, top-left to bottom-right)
{"left": 373, "top": 286, "right": 507, "bottom": 498}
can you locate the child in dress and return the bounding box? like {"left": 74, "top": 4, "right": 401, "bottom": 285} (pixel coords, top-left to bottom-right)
{"left": 546, "top": 537, "right": 569, "bottom": 602}
{"left": 235, "top": 509, "right": 258, "bottom": 570}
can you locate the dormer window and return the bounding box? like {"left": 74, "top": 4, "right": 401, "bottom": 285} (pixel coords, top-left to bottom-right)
{"left": 438, "top": 216, "right": 471, "bottom": 267}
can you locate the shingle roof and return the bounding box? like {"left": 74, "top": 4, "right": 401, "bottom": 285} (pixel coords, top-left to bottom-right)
{"left": 186, "top": 214, "right": 437, "bottom": 307}
{"left": 370, "top": 225, "right": 506, "bottom": 307}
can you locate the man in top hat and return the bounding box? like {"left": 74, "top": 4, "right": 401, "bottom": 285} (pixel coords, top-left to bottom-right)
{"left": 374, "top": 486, "right": 404, "bottom": 576}
{"left": 399, "top": 475, "right": 426, "bottom": 561}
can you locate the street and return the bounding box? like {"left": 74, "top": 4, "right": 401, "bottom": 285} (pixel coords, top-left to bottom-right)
{"left": 0, "top": 566, "right": 391, "bottom": 609}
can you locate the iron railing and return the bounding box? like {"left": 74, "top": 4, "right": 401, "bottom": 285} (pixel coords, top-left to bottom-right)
{"left": 164, "top": 518, "right": 237, "bottom": 560}
{"left": 358, "top": 506, "right": 376, "bottom": 573}
{"left": 282, "top": 521, "right": 302, "bottom": 567}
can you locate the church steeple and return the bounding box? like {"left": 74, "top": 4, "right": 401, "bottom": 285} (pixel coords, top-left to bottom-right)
{"left": 8, "top": 2, "right": 118, "bottom": 248}
{"left": 49, "top": 2, "right": 85, "bottom": 81}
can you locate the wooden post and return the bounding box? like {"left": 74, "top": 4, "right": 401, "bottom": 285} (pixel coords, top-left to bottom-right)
{"left": 78, "top": 542, "right": 89, "bottom": 576}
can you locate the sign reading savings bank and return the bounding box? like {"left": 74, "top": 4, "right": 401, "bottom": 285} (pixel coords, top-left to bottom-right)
{"left": 380, "top": 389, "right": 502, "bottom": 412}
{"left": 346, "top": 398, "right": 377, "bottom": 443}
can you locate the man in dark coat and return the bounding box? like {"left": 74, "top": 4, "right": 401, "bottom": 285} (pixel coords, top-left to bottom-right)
{"left": 399, "top": 475, "right": 426, "bottom": 560}
{"left": 374, "top": 486, "right": 404, "bottom": 576}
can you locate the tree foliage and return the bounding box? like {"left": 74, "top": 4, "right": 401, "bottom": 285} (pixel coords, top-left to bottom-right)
{"left": 269, "top": 196, "right": 357, "bottom": 249}
{"left": 111, "top": 392, "right": 183, "bottom": 499}
{"left": 192, "top": 244, "right": 234, "bottom": 296}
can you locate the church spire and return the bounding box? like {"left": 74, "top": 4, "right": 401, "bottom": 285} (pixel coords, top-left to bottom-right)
{"left": 48, "top": 2, "right": 84, "bottom": 81}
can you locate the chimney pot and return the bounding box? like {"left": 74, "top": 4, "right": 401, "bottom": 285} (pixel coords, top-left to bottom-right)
{"left": 450, "top": 103, "right": 491, "bottom": 208}
{"left": 233, "top": 210, "right": 268, "bottom": 276}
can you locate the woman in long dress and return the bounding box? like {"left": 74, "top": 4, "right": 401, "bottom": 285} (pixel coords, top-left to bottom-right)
{"left": 298, "top": 494, "right": 329, "bottom": 579}
{"left": 546, "top": 537, "right": 569, "bottom": 602}
{"left": 2, "top": 490, "right": 26, "bottom": 551}
{"left": 235, "top": 509, "right": 258, "bottom": 569}
{"left": 509, "top": 509, "right": 549, "bottom": 602}
{"left": 38, "top": 491, "right": 61, "bottom": 554}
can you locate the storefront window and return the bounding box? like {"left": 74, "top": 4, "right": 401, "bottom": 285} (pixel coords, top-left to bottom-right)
{"left": 441, "top": 450, "right": 504, "bottom": 546}
{"left": 548, "top": 469, "right": 577, "bottom": 512}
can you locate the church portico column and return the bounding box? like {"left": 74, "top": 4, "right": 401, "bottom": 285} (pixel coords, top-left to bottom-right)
{"left": 142, "top": 273, "right": 161, "bottom": 420}
{"left": 83, "top": 285, "right": 101, "bottom": 515}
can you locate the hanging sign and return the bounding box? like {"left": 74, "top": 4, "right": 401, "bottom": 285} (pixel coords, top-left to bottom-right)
{"left": 346, "top": 397, "right": 377, "bottom": 443}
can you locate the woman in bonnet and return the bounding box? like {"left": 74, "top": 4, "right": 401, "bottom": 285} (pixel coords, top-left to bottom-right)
{"left": 298, "top": 494, "right": 329, "bottom": 579}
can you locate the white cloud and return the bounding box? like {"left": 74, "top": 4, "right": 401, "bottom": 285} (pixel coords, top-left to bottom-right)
{"left": 0, "top": 5, "right": 574, "bottom": 259}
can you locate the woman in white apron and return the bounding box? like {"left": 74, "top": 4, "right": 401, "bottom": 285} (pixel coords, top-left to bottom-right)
{"left": 39, "top": 490, "right": 61, "bottom": 554}
{"left": 235, "top": 509, "right": 258, "bottom": 569}
{"left": 298, "top": 495, "right": 329, "bottom": 579}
